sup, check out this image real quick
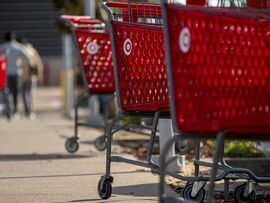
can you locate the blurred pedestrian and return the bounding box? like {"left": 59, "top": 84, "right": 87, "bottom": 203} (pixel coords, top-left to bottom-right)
{"left": 0, "top": 31, "right": 30, "bottom": 117}
{"left": 18, "top": 38, "right": 43, "bottom": 119}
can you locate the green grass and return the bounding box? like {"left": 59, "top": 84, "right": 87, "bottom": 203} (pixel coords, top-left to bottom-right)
{"left": 224, "top": 141, "right": 263, "bottom": 158}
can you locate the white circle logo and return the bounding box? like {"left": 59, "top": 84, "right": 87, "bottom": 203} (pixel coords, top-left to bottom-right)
{"left": 87, "top": 42, "right": 99, "bottom": 55}
{"left": 179, "top": 28, "right": 191, "bottom": 54}
{"left": 123, "top": 39, "right": 132, "bottom": 56}
{"left": 1, "top": 63, "right": 6, "bottom": 71}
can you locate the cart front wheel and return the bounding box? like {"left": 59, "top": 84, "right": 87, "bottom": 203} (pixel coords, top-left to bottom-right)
{"left": 234, "top": 183, "right": 256, "bottom": 203}
{"left": 183, "top": 182, "right": 205, "bottom": 202}
{"left": 65, "top": 138, "right": 79, "bottom": 153}
{"left": 94, "top": 136, "right": 107, "bottom": 151}
{"left": 98, "top": 178, "right": 112, "bottom": 200}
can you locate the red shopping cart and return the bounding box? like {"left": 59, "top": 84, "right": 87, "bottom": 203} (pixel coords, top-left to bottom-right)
{"left": 60, "top": 15, "right": 115, "bottom": 152}
{"left": 0, "top": 54, "right": 10, "bottom": 120}
{"left": 0, "top": 56, "right": 6, "bottom": 90}
{"left": 160, "top": 1, "right": 270, "bottom": 202}
{"left": 61, "top": 15, "right": 160, "bottom": 153}
{"left": 98, "top": 2, "right": 172, "bottom": 200}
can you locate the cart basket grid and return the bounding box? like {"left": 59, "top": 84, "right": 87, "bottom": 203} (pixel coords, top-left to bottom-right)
{"left": 61, "top": 15, "right": 115, "bottom": 94}
{"left": 107, "top": 2, "right": 169, "bottom": 113}
{"left": 164, "top": 3, "right": 270, "bottom": 134}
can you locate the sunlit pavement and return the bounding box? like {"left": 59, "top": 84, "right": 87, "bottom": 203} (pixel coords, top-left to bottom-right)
{"left": 0, "top": 87, "right": 176, "bottom": 203}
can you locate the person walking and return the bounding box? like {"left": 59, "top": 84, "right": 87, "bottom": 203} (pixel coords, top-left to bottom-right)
{"left": 0, "top": 31, "right": 30, "bottom": 117}
{"left": 18, "top": 38, "right": 43, "bottom": 119}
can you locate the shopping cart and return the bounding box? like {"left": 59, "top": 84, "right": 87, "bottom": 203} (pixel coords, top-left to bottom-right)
{"left": 99, "top": 1, "right": 171, "bottom": 200}
{"left": 0, "top": 54, "right": 10, "bottom": 120}
{"left": 60, "top": 15, "right": 115, "bottom": 152}
{"left": 160, "top": 0, "right": 270, "bottom": 202}
{"left": 61, "top": 15, "right": 160, "bottom": 153}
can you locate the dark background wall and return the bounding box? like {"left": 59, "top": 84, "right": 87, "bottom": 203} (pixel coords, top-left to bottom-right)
{"left": 0, "top": 0, "right": 62, "bottom": 57}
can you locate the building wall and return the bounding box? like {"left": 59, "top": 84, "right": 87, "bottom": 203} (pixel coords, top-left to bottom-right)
{"left": 0, "top": 0, "right": 63, "bottom": 86}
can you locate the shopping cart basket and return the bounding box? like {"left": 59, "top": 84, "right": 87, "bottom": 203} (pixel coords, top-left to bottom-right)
{"left": 60, "top": 15, "right": 115, "bottom": 152}
{"left": 160, "top": 1, "right": 270, "bottom": 202}
{"left": 0, "top": 55, "right": 6, "bottom": 90}
{"left": 98, "top": 1, "right": 172, "bottom": 200}
{"left": 0, "top": 54, "right": 10, "bottom": 120}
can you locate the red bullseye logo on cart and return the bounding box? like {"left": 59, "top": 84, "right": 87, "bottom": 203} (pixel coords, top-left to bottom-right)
{"left": 1, "top": 63, "right": 6, "bottom": 71}
{"left": 179, "top": 28, "right": 191, "bottom": 54}
{"left": 123, "top": 39, "right": 132, "bottom": 56}
{"left": 87, "top": 42, "right": 99, "bottom": 55}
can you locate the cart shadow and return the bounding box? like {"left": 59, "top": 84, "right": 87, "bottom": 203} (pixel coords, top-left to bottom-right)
{"left": 62, "top": 198, "right": 157, "bottom": 203}
{"left": 112, "top": 183, "right": 160, "bottom": 197}
{"left": 0, "top": 170, "right": 146, "bottom": 180}
{"left": 0, "top": 153, "right": 95, "bottom": 161}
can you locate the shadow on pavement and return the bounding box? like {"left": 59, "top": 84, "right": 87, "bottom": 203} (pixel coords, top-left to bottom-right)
{"left": 0, "top": 153, "right": 95, "bottom": 161}
{"left": 57, "top": 197, "right": 156, "bottom": 203}
{"left": 0, "top": 170, "right": 147, "bottom": 180}
{"left": 113, "top": 183, "right": 159, "bottom": 197}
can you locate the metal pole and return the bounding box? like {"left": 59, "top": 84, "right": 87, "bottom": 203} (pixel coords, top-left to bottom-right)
{"left": 84, "top": 0, "right": 102, "bottom": 123}
{"left": 63, "top": 34, "right": 74, "bottom": 117}
{"left": 84, "top": 0, "right": 96, "bottom": 18}
{"left": 151, "top": 0, "right": 185, "bottom": 173}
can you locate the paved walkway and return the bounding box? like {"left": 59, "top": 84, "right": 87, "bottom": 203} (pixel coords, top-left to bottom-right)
{"left": 0, "top": 87, "right": 175, "bottom": 203}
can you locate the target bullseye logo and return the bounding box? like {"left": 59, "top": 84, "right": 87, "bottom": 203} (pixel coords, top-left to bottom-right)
{"left": 87, "top": 42, "right": 99, "bottom": 55}
{"left": 179, "top": 28, "right": 191, "bottom": 54}
{"left": 123, "top": 39, "right": 132, "bottom": 56}
{"left": 1, "top": 63, "right": 6, "bottom": 71}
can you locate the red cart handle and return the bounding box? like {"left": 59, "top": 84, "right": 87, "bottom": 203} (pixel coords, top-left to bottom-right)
{"left": 105, "top": 1, "right": 162, "bottom": 17}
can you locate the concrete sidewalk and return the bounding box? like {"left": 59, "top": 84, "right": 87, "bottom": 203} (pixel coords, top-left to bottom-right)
{"left": 0, "top": 87, "right": 176, "bottom": 203}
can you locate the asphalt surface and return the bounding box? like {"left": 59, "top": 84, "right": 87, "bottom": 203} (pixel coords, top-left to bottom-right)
{"left": 0, "top": 87, "right": 176, "bottom": 203}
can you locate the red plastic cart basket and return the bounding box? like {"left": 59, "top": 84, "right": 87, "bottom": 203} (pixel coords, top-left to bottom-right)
{"left": 0, "top": 54, "right": 10, "bottom": 120}
{"left": 105, "top": 2, "right": 169, "bottom": 113}
{"left": 165, "top": 5, "right": 270, "bottom": 134}
{"left": 160, "top": 1, "right": 270, "bottom": 202}
{"left": 0, "top": 55, "right": 6, "bottom": 90}
{"left": 61, "top": 15, "right": 115, "bottom": 94}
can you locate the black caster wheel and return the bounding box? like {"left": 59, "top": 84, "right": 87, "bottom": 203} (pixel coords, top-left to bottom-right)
{"left": 94, "top": 136, "right": 107, "bottom": 151}
{"left": 175, "top": 139, "right": 194, "bottom": 155}
{"left": 183, "top": 182, "right": 205, "bottom": 202}
{"left": 98, "top": 178, "right": 112, "bottom": 200}
{"left": 65, "top": 138, "right": 79, "bottom": 153}
{"left": 234, "top": 183, "right": 256, "bottom": 203}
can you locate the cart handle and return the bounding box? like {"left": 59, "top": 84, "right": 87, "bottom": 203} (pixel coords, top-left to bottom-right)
{"left": 60, "top": 15, "right": 105, "bottom": 30}
{"left": 60, "top": 15, "right": 102, "bottom": 25}
{"left": 105, "top": 1, "right": 162, "bottom": 17}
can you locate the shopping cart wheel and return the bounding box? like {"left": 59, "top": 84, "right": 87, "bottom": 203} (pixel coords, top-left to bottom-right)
{"left": 94, "top": 135, "right": 106, "bottom": 151}
{"left": 175, "top": 139, "right": 194, "bottom": 155}
{"left": 65, "top": 137, "right": 79, "bottom": 153}
{"left": 183, "top": 182, "right": 205, "bottom": 202}
{"left": 234, "top": 183, "right": 256, "bottom": 203}
{"left": 98, "top": 178, "right": 112, "bottom": 200}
